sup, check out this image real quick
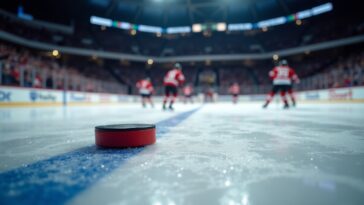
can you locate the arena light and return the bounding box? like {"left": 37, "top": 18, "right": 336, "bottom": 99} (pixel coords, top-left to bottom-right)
{"left": 138, "top": 25, "right": 163, "bottom": 33}
{"left": 296, "top": 20, "right": 302, "bottom": 26}
{"left": 90, "top": 16, "right": 112, "bottom": 27}
{"left": 216, "top": 23, "right": 227, "bottom": 32}
{"left": 130, "top": 30, "right": 137, "bottom": 36}
{"left": 112, "top": 21, "right": 120, "bottom": 28}
{"left": 166, "top": 26, "right": 191, "bottom": 34}
{"left": 311, "top": 2, "right": 333, "bottom": 16}
{"left": 273, "top": 54, "right": 279, "bottom": 61}
{"left": 286, "top": 15, "right": 295, "bottom": 22}
{"left": 192, "top": 24, "right": 202, "bottom": 32}
{"left": 113, "top": 21, "right": 131, "bottom": 30}
{"left": 257, "top": 17, "right": 286, "bottom": 28}
{"left": 296, "top": 10, "right": 312, "bottom": 20}
{"left": 52, "top": 50, "right": 59, "bottom": 57}
{"left": 227, "top": 23, "right": 253, "bottom": 31}
{"left": 147, "top": 59, "right": 154, "bottom": 65}
{"left": 121, "top": 22, "right": 132, "bottom": 29}
{"left": 89, "top": 2, "right": 334, "bottom": 34}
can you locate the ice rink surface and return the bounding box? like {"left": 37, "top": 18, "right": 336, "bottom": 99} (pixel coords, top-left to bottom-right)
{"left": 1, "top": 102, "right": 364, "bottom": 205}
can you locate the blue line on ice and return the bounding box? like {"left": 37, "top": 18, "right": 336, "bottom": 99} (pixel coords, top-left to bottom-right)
{"left": 0, "top": 107, "right": 201, "bottom": 205}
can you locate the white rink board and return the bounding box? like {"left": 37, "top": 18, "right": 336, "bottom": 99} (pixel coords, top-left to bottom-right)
{"left": 218, "top": 86, "right": 364, "bottom": 102}
{"left": 66, "top": 91, "right": 133, "bottom": 104}
{"left": 0, "top": 86, "right": 64, "bottom": 104}
{"left": 0, "top": 86, "right": 134, "bottom": 105}
{"left": 1, "top": 86, "right": 364, "bottom": 106}
{"left": 297, "top": 86, "right": 364, "bottom": 101}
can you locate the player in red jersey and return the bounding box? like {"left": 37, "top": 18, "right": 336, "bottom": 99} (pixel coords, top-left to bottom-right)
{"left": 136, "top": 77, "right": 154, "bottom": 108}
{"left": 163, "top": 63, "right": 185, "bottom": 110}
{"left": 228, "top": 82, "right": 240, "bottom": 104}
{"left": 183, "top": 84, "right": 194, "bottom": 104}
{"left": 263, "top": 60, "right": 299, "bottom": 109}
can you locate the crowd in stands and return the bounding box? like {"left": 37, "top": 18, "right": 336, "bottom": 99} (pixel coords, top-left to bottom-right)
{"left": 302, "top": 52, "right": 364, "bottom": 89}
{"left": 0, "top": 42, "right": 124, "bottom": 93}
{"left": 1, "top": 40, "right": 364, "bottom": 95}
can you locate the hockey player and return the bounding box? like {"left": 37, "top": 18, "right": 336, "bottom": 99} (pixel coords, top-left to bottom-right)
{"left": 228, "top": 82, "right": 240, "bottom": 104}
{"left": 136, "top": 77, "right": 154, "bottom": 108}
{"left": 263, "top": 59, "right": 299, "bottom": 109}
{"left": 163, "top": 63, "right": 185, "bottom": 110}
{"left": 183, "top": 84, "right": 194, "bottom": 104}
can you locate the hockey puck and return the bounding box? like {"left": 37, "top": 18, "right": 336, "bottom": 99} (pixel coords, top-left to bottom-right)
{"left": 95, "top": 124, "right": 156, "bottom": 148}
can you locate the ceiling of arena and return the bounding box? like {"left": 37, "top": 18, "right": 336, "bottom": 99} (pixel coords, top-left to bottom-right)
{"left": 0, "top": 0, "right": 332, "bottom": 26}
{"left": 87, "top": 0, "right": 324, "bottom": 26}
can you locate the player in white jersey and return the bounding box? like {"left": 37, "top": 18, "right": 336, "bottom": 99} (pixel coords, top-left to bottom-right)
{"left": 136, "top": 77, "right": 154, "bottom": 108}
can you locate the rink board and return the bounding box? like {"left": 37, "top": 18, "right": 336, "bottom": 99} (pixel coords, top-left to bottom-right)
{"left": 0, "top": 86, "right": 134, "bottom": 106}
{"left": 1, "top": 85, "right": 364, "bottom": 106}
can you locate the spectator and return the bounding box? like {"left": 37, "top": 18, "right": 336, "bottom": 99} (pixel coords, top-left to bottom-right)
{"left": 11, "top": 67, "right": 20, "bottom": 85}
{"left": 45, "top": 75, "right": 54, "bottom": 89}
{"left": 23, "top": 70, "right": 32, "bottom": 87}
{"left": 1, "top": 66, "right": 13, "bottom": 85}
{"left": 33, "top": 73, "right": 42, "bottom": 88}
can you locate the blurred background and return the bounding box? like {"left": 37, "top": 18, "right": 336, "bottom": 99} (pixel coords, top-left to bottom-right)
{"left": 0, "top": 0, "right": 363, "bottom": 97}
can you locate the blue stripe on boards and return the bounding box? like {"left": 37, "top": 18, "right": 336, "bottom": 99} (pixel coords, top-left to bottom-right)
{"left": 0, "top": 107, "right": 200, "bottom": 205}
